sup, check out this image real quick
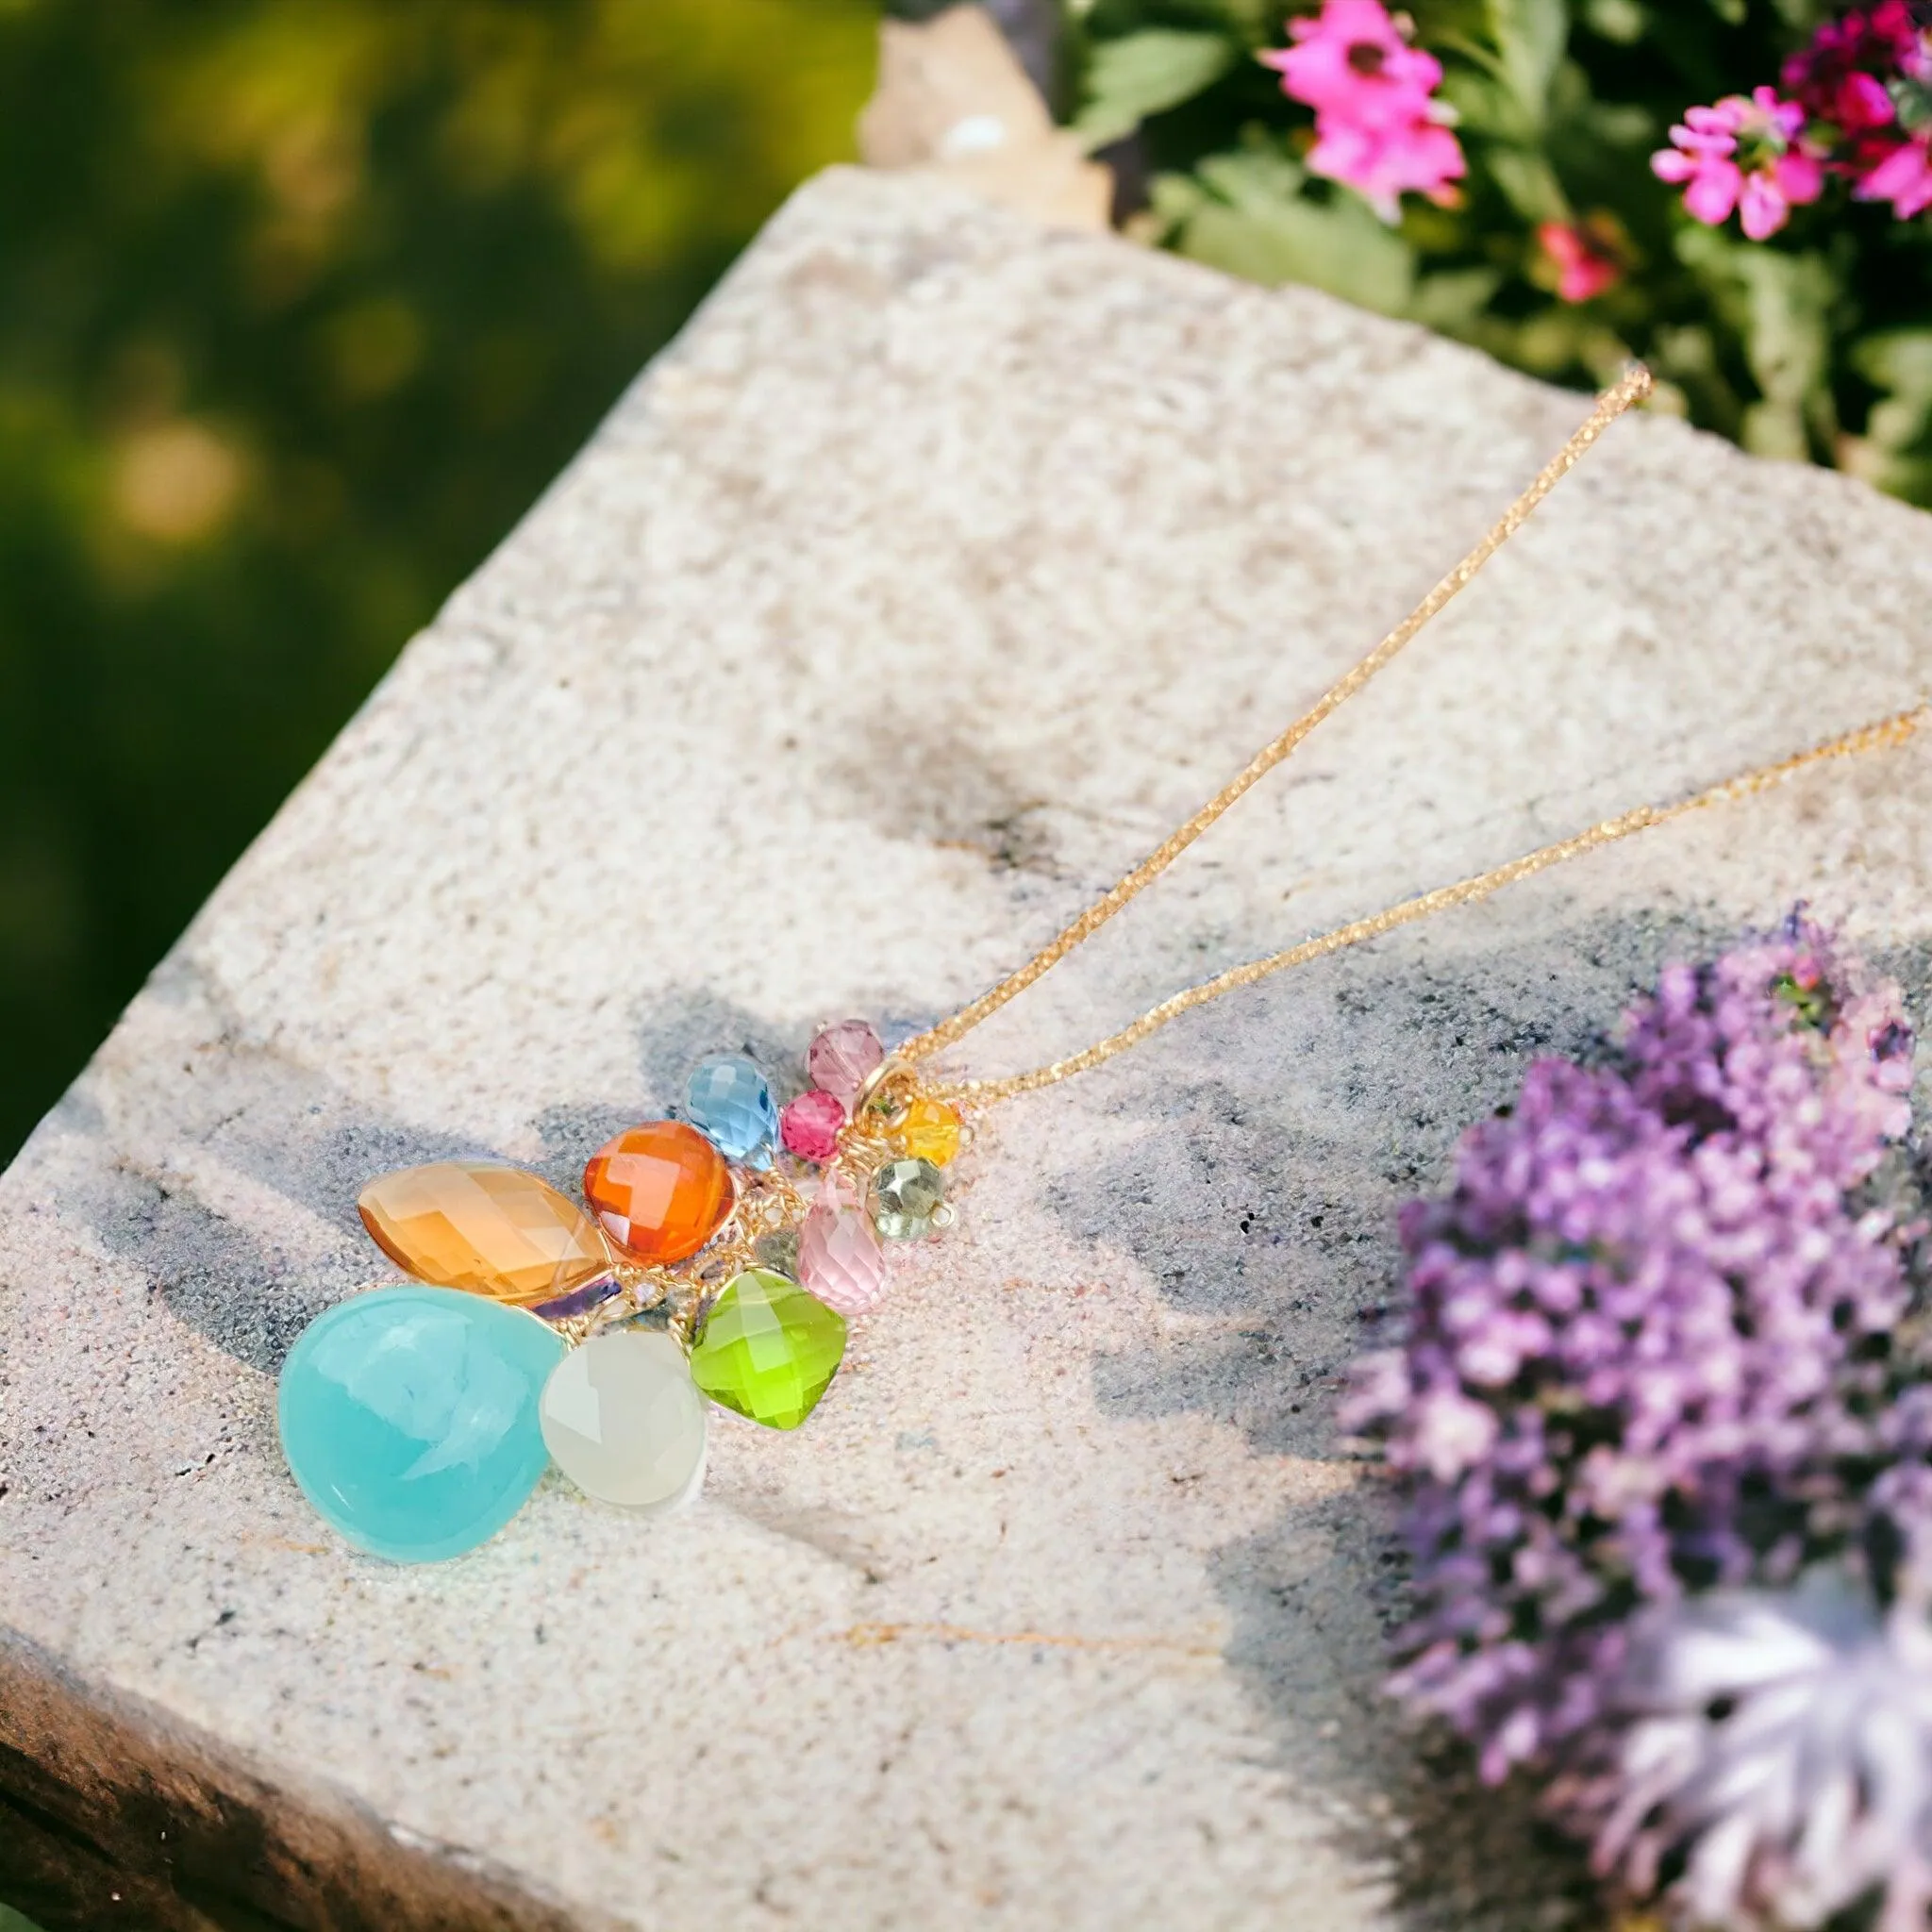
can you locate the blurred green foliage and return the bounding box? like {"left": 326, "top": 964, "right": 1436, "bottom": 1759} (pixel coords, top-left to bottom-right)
{"left": 1068, "top": 0, "right": 1932, "bottom": 491}
{"left": 0, "top": 0, "right": 874, "bottom": 1164}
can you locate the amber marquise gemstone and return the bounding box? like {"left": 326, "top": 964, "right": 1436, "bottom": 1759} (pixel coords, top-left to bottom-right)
{"left": 358, "top": 1162, "right": 614, "bottom": 1308}
{"left": 582, "top": 1122, "right": 733, "bottom": 1266}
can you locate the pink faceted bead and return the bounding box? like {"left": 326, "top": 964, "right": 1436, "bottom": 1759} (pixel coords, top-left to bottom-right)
{"left": 808, "top": 1019, "right": 884, "bottom": 1105}
{"left": 780, "top": 1089, "right": 845, "bottom": 1163}
{"left": 797, "top": 1192, "right": 889, "bottom": 1316}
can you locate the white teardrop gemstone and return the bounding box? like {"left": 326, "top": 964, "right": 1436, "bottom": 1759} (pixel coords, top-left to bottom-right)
{"left": 540, "top": 1328, "right": 708, "bottom": 1513}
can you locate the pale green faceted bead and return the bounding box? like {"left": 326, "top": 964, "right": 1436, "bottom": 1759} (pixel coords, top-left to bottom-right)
{"left": 873, "top": 1157, "right": 945, "bottom": 1240}
{"left": 540, "top": 1327, "right": 708, "bottom": 1512}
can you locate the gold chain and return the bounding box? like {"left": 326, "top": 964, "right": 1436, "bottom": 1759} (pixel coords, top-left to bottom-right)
{"left": 530, "top": 368, "right": 1917, "bottom": 1348}
{"left": 925, "top": 706, "right": 1926, "bottom": 1106}
{"left": 887, "top": 365, "right": 1922, "bottom": 1109}
{"left": 897, "top": 366, "right": 1657, "bottom": 1070}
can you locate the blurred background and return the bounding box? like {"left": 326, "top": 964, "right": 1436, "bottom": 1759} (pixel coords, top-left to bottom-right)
{"left": 0, "top": 0, "right": 875, "bottom": 1165}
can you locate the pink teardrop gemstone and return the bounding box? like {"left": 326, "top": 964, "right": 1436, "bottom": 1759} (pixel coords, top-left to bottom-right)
{"left": 797, "top": 1191, "right": 889, "bottom": 1317}
{"left": 808, "top": 1019, "right": 884, "bottom": 1104}
{"left": 780, "top": 1089, "right": 845, "bottom": 1163}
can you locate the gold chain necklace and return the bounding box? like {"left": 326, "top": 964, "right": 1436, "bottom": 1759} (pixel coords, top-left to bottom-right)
{"left": 272, "top": 368, "right": 1924, "bottom": 1563}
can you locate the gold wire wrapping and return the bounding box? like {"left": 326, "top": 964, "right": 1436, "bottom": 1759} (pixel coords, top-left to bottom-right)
{"left": 562, "top": 1166, "right": 811, "bottom": 1350}
{"left": 896, "top": 367, "right": 1657, "bottom": 1070}
{"left": 924, "top": 707, "right": 1927, "bottom": 1107}
{"left": 561, "top": 1082, "right": 923, "bottom": 1349}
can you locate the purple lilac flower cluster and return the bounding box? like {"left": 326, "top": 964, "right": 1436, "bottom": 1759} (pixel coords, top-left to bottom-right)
{"left": 1345, "top": 912, "right": 1924, "bottom": 1798}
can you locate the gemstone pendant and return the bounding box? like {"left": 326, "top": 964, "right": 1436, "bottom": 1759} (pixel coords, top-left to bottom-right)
{"left": 798, "top": 1182, "right": 890, "bottom": 1315}
{"left": 277, "top": 1286, "right": 564, "bottom": 1563}
{"left": 688, "top": 1267, "right": 847, "bottom": 1429}
{"left": 808, "top": 1020, "right": 884, "bottom": 1104}
{"left": 582, "top": 1122, "right": 734, "bottom": 1265}
{"left": 779, "top": 1089, "right": 845, "bottom": 1162}
{"left": 891, "top": 1098, "right": 963, "bottom": 1167}
{"left": 873, "top": 1158, "right": 947, "bottom": 1240}
{"left": 358, "top": 1162, "right": 614, "bottom": 1307}
{"left": 335, "top": 1014, "right": 952, "bottom": 1501}
{"left": 541, "top": 1328, "right": 708, "bottom": 1512}
{"left": 685, "top": 1054, "right": 778, "bottom": 1164}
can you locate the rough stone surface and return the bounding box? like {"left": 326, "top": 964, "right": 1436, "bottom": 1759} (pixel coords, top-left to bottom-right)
{"left": 4, "top": 166, "right": 1932, "bottom": 1930}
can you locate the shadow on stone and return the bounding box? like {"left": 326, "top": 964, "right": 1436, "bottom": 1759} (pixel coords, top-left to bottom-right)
{"left": 58, "top": 898, "right": 1932, "bottom": 1919}
{"left": 60, "top": 977, "right": 845, "bottom": 1374}
{"left": 59, "top": 1026, "right": 498, "bottom": 1374}
{"left": 1042, "top": 899, "right": 1750, "bottom": 1927}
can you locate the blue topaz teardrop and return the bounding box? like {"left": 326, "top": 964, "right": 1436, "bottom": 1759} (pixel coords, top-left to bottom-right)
{"left": 277, "top": 1286, "right": 564, "bottom": 1564}
{"left": 684, "top": 1054, "right": 778, "bottom": 1164}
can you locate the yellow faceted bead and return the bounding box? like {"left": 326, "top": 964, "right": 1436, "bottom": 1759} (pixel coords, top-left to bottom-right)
{"left": 892, "top": 1098, "right": 963, "bottom": 1167}
{"left": 358, "top": 1162, "right": 614, "bottom": 1308}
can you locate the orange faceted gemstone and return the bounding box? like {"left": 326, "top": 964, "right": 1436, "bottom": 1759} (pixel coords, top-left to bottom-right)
{"left": 582, "top": 1122, "right": 734, "bottom": 1266}
{"left": 358, "top": 1162, "right": 614, "bottom": 1308}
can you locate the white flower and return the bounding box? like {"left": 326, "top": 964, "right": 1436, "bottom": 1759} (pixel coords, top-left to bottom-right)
{"left": 1596, "top": 1571, "right": 1932, "bottom": 1930}
{"left": 1408, "top": 1386, "right": 1498, "bottom": 1481}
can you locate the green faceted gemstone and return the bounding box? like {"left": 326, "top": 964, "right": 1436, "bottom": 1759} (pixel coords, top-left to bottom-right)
{"left": 688, "top": 1267, "right": 847, "bottom": 1430}
{"left": 873, "top": 1157, "right": 944, "bottom": 1240}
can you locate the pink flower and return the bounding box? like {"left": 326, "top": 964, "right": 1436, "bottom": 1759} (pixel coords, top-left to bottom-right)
{"left": 1652, "top": 87, "right": 1826, "bottom": 241}
{"left": 1781, "top": 0, "right": 1932, "bottom": 214}
{"left": 1782, "top": 0, "right": 1923, "bottom": 149}
{"left": 1538, "top": 220, "right": 1624, "bottom": 303}
{"left": 1262, "top": 0, "right": 1466, "bottom": 222}
{"left": 1858, "top": 131, "right": 1932, "bottom": 216}
{"left": 1307, "top": 114, "right": 1466, "bottom": 220}
{"left": 1260, "top": 0, "right": 1444, "bottom": 130}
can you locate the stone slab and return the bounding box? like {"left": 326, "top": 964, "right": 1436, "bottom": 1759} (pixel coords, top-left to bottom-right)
{"left": 4, "top": 166, "right": 1931, "bottom": 1931}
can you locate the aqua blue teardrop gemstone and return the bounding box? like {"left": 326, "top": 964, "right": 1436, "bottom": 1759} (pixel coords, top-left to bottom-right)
{"left": 277, "top": 1286, "right": 565, "bottom": 1564}
{"left": 685, "top": 1053, "right": 778, "bottom": 1164}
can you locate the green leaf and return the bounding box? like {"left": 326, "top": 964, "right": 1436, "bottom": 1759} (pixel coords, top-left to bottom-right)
{"left": 1854, "top": 331, "right": 1932, "bottom": 404}
{"left": 1581, "top": 98, "right": 1657, "bottom": 148}
{"left": 1195, "top": 140, "right": 1307, "bottom": 204}
{"left": 1141, "top": 169, "right": 1209, "bottom": 246}
{"left": 1073, "top": 29, "right": 1241, "bottom": 150}
{"left": 1853, "top": 330, "right": 1932, "bottom": 454}
{"left": 1487, "top": 0, "right": 1570, "bottom": 128}
{"left": 1579, "top": 0, "right": 1647, "bottom": 44}
{"left": 1439, "top": 66, "right": 1515, "bottom": 139}
{"left": 1407, "top": 266, "right": 1507, "bottom": 330}
{"left": 1676, "top": 225, "right": 1837, "bottom": 459}
{"left": 1174, "top": 151, "right": 1416, "bottom": 313}
{"left": 1485, "top": 143, "right": 1567, "bottom": 222}
{"left": 1188, "top": 0, "right": 1275, "bottom": 31}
